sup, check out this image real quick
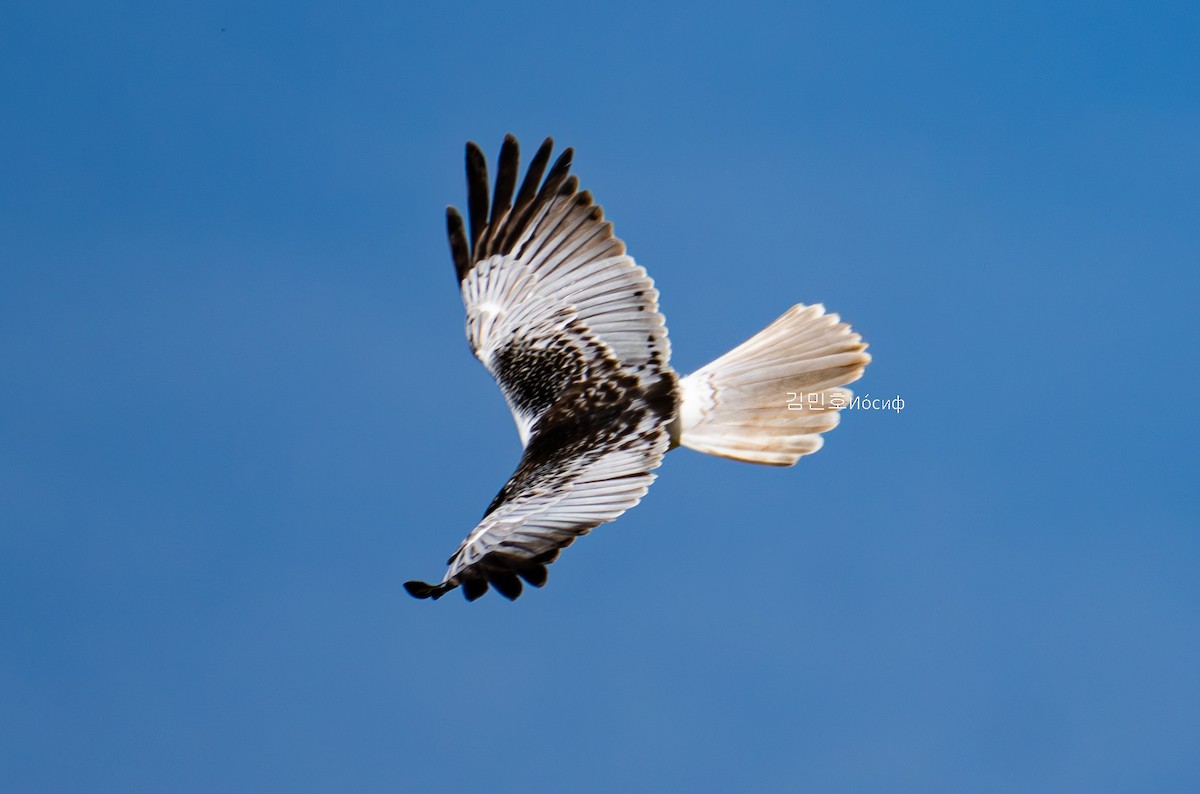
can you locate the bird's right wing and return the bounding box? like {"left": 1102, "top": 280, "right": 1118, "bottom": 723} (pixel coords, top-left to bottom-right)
{"left": 404, "top": 369, "right": 675, "bottom": 602}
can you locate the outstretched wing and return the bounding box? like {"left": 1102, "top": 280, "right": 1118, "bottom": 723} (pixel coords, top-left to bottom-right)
{"left": 447, "top": 135, "right": 673, "bottom": 443}
{"left": 405, "top": 361, "right": 676, "bottom": 601}
{"left": 404, "top": 135, "right": 680, "bottom": 602}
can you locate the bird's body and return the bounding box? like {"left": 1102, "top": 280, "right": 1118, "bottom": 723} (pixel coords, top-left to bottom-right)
{"left": 405, "top": 135, "right": 870, "bottom": 601}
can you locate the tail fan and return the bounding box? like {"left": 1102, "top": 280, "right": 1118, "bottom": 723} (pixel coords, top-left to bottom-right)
{"left": 673, "top": 304, "right": 870, "bottom": 466}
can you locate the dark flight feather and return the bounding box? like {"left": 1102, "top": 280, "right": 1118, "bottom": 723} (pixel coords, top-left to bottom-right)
{"left": 465, "top": 142, "right": 489, "bottom": 258}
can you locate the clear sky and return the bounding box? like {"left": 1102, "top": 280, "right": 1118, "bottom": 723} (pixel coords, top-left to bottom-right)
{"left": 2, "top": 1, "right": 1198, "bottom": 791}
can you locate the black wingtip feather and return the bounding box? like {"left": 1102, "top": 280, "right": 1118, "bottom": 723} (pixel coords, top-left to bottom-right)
{"left": 463, "top": 578, "right": 489, "bottom": 601}
{"left": 518, "top": 564, "right": 548, "bottom": 588}
{"left": 465, "top": 142, "right": 489, "bottom": 258}
{"left": 492, "top": 135, "right": 520, "bottom": 213}
{"left": 405, "top": 580, "right": 453, "bottom": 600}
{"left": 558, "top": 175, "right": 579, "bottom": 198}
{"left": 512, "top": 137, "right": 554, "bottom": 212}
{"left": 446, "top": 207, "right": 470, "bottom": 282}
{"left": 489, "top": 571, "right": 523, "bottom": 600}
{"left": 543, "top": 148, "right": 574, "bottom": 194}
{"left": 498, "top": 136, "right": 560, "bottom": 256}
{"left": 483, "top": 135, "right": 521, "bottom": 258}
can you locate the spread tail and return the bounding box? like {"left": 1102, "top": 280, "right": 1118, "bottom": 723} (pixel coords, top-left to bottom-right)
{"left": 673, "top": 304, "right": 870, "bottom": 466}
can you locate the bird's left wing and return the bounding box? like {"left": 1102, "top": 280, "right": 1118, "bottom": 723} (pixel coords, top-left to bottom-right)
{"left": 404, "top": 364, "right": 675, "bottom": 602}
{"left": 447, "top": 134, "right": 673, "bottom": 443}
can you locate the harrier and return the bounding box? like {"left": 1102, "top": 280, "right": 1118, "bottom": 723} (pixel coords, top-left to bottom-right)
{"left": 405, "top": 135, "right": 870, "bottom": 601}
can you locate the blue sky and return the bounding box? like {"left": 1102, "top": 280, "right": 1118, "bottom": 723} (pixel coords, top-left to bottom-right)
{"left": 2, "top": 1, "right": 1198, "bottom": 791}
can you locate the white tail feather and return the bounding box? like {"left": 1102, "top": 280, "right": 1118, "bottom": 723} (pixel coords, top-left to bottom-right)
{"left": 672, "top": 304, "right": 870, "bottom": 466}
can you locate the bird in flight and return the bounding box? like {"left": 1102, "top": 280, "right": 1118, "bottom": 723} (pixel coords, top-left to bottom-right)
{"left": 405, "top": 135, "right": 870, "bottom": 601}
